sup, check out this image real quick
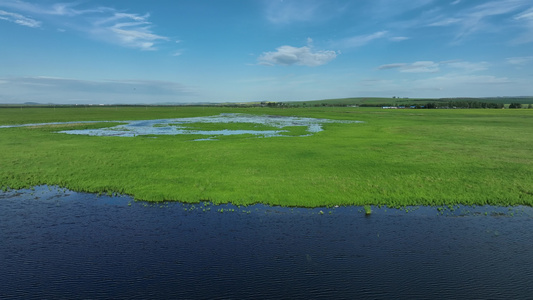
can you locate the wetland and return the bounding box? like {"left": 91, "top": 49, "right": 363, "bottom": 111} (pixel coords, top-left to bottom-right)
{"left": 1, "top": 106, "right": 532, "bottom": 206}
{"left": 1, "top": 106, "right": 532, "bottom": 299}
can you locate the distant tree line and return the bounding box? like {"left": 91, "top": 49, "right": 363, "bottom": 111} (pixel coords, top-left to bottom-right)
{"left": 420, "top": 100, "right": 504, "bottom": 109}
{"left": 358, "top": 100, "right": 506, "bottom": 109}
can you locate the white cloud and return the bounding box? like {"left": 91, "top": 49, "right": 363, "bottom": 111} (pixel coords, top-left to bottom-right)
{"left": 389, "top": 36, "right": 410, "bottom": 42}
{"left": 377, "top": 63, "right": 408, "bottom": 70}
{"left": 379, "top": 60, "right": 488, "bottom": 73}
{"left": 439, "top": 0, "right": 528, "bottom": 42}
{"left": 355, "top": 73, "right": 527, "bottom": 98}
{"left": 400, "top": 61, "right": 440, "bottom": 73}
{"left": 263, "top": 0, "right": 346, "bottom": 25}
{"left": 441, "top": 60, "right": 489, "bottom": 72}
{"left": 102, "top": 14, "right": 168, "bottom": 51}
{"left": 370, "top": 0, "right": 435, "bottom": 19}
{"left": 0, "top": 76, "right": 195, "bottom": 104}
{"left": 406, "top": 74, "right": 514, "bottom": 97}
{"left": 85, "top": 12, "right": 171, "bottom": 51}
{"left": 451, "top": 0, "right": 461, "bottom": 5}
{"left": 515, "top": 7, "right": 533, "bottom": 20}
{"left": 417, "top": 74, "right": 511, "bottom": 86}
{"left": 264, "top": 0, "right": 321, "bottom": 24}
{"left": 512, "top": 7, "right": 533, "bottom": 44}
{"left": 258, "top": 45, "right": 337, "bottom": 66}
{"left": 506, "top": 56, "right": 533, "bottom": 65}
{"left": 379, "top": 61, "right": 440, "bottom": 73}
{"left": 333, "top": 31, "right": 388, "bottom": 49}
{"left": 0, "top": 9, "right": 40, "bottom": 27}
{"left": 428, "top": 18, "right": 461, "bottom": 26}
{"left": 0, "top": 0, "right": 113, "bottom": 17}
{"left": 0, "top": 1, "right": 170, "bottom": 51}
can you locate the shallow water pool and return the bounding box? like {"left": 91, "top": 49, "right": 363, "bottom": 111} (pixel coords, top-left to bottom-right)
{"left": 0, "top": 113, "right": 362, "bottom": 140}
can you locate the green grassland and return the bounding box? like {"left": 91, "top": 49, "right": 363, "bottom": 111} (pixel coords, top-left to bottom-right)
{"left": 286, "top": 96, "right": 533, "bottom": 107}
{"left": 1, "top": 106, "right": 532, "bottom": 207}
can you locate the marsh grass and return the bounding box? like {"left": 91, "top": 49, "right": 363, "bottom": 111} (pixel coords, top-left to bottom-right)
{"left": 1, "top": 106, "right": 532, "bottom": 207}
{"left": 279, "top": 126, "right": 310, "bottom": 136}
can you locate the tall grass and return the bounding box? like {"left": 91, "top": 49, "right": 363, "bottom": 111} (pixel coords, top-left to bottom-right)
{"left": 1, "top": 106, "right": 532, "bottom": 207}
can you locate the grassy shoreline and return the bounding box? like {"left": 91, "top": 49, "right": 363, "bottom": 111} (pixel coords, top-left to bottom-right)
{"left": 1, "top": 106, "right": 532, "bottom": 207}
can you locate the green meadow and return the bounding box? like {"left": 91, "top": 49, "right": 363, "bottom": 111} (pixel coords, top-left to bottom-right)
{"left": 1, "top": 106, "right": 532, "bottom": 207}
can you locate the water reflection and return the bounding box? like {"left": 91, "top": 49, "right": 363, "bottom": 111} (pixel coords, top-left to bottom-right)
{"left": 1, "top": 186, "right": 532, "bottom": 299}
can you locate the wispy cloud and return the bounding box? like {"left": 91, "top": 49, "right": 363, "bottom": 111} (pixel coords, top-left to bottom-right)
{"left": 258, "top": 43, "right": 337, "bottom": 66}
{"left": 512, "top": 7, "right": 533, "bottom": 44}
{"left": 0, "top": 76, "right": 195, "bottom": 103}
{"left": 263, "top": 0, "right": 346, "bottom": 25}
{"left": 264, "top": 0, "right": 321, "bottom": 24}
{"left": 515, "top": 7, "right": 533, "bottom": 20}
{"left": 415, "top": 74, "right": 511, "bottom": 87}
{"left": 378, "top": 60, "right": 488, "bottom": 73}
{"left": 427, "top": 17, "right": 461, "bottom": 26}
{"left": 369, "top": 0, "right": 435, "bottom": 18}
{"left": 0, "top": 9, "right": 40, "bottom": 28}
{"left": 389, "top": 36, "right": 410, "bottom": 42}
{"left": 425, "top": 0, "right": 531, "bottom": 43}
{"left": 333, "top": 31, "right": 388, "bottom": 49}
{"left": 91, "top": 12, "right": 169, "bottom": 51}
{"left": 10, "top": 76, "right": 192, "bottom": 94}
{"left": 506, "top": 56, "right": 533, "bottom": 65}
{"left": 378, "top": 61, "right": 440, "bottom": 73}
{"left": 0, "top": 1, "right": 170, "bottom": 51}
{"left": 356, "top": 73, "right": 521, "bottom": 98}
{"left": 0, "top": 1, "right": 112, "bottom": 17}
{"left": 441, "top": 60, "right": 489, "bottom": 72}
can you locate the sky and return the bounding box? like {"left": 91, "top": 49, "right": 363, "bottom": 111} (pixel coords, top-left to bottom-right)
{"left": 1, "top": 0, "right": 532, "bottom": 104}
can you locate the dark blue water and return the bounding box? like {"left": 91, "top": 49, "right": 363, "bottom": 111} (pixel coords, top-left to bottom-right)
{"left": 1, "top": 186, "right": 532, "bottom": 299}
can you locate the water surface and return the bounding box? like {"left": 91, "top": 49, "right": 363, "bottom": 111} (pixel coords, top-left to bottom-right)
{"left": 1, "top": 186, "right": 532, "bottom": 299}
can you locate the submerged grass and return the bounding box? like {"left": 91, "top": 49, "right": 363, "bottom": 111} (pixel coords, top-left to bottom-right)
{"left": 1, "top": 106, "right": 532, "bottom": 207}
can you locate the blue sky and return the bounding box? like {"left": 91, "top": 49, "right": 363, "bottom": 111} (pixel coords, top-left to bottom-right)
{"left": 1, "top": 0, "right": 532, "bottom": 104}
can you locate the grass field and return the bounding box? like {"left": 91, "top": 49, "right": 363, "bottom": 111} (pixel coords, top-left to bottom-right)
{"left": 286, "top": 96, "right": 533, "bottom": 107}
{"left": 1, "top": 106, "right": 532, "bottom": 207}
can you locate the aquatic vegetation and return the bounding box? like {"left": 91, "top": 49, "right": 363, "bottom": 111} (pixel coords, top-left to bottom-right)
{"left": 364, "top": 205, "right": 372, "bottom": 215}
{"left": 1, "top": 106, "right": 533, "bottom": 207}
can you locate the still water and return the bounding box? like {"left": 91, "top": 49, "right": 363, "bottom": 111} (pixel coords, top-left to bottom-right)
{"left": 1, "top": 186, "right": 532, "bottom": 299}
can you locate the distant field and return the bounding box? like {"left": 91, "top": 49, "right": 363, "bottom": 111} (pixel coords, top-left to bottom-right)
{"left": 1, "top": 106, "right": 532, "bottom": 207}
{"left": 286, "top": 96, "right": 533, "bottom": 107}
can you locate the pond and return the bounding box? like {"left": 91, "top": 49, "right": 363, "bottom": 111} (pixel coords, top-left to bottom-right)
{"left": 0, "top": 113, "right": 362, "bottom": 140}
{"left": 1, "top": 186, "right": 532, "bottom": 299}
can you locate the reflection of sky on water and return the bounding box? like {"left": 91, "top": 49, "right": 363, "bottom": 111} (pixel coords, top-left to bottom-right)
{"left": 2, "top": 114, "right": 362, "bottom": 139}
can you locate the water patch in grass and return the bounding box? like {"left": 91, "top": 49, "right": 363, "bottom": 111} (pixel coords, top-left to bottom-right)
{"left": 1, "top": 113, "right": 362, "bottom": 139}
